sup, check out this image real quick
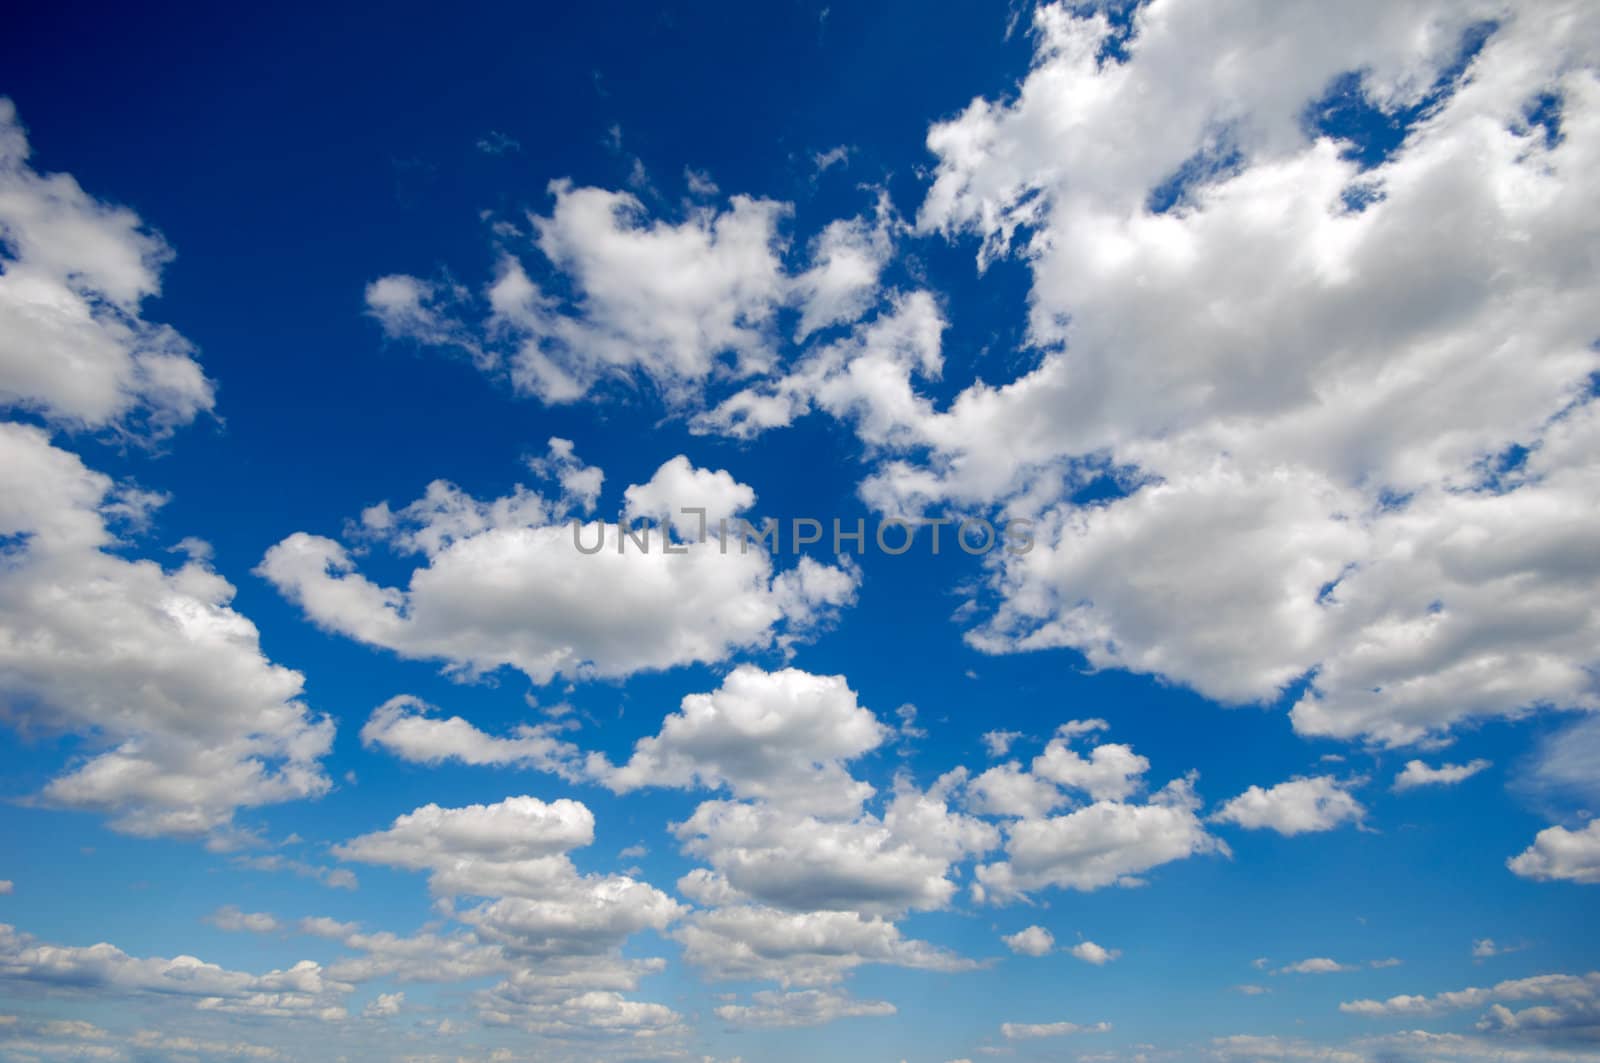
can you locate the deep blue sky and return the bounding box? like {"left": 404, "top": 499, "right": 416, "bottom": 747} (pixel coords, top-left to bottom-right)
{"left": 2, "top": 2, "right": 1598, "bottom": 1062}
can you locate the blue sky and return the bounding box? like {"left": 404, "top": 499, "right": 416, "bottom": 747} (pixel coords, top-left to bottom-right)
{"left": 2, "top": 2, "right": 1599, "bottom": 1061}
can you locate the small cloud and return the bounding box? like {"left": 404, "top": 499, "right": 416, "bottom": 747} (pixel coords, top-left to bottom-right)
{"left": 684, "top": 168, "right": 719, "bottom": 197}
{"left": 1473, "top": 938, "right": 1529, "bottom": 959}
{"left": 206, "top": 905, "right": 280, "bottom": 933}
{"left": 812, "top": 145, "right": 852, "bottom": 176}
{"left": 1069, "top": 940, "right": 1120, "bottom": 966}
{"left": 475, "top": 130, "right": 521, "bottom": 156}
{"left": 363, "top": 992, "right": 405, "bottom": 1018}
{"left": 983, "top": 730, "right": 1022, "bottom": 757}
{"left": 1275, "top": 957, "right": 1357, "bottom": 975}
{"left": 1235, "top": 984, "right": 1270, "bottom": 995}
{"left": 1393, "top": 758, "right": 1491, "bottom": 792}
{"left": 1002, "top": 926, "right": 1055, "bottom": 957}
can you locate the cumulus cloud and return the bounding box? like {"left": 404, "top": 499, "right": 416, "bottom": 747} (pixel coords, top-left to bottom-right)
{"left": 0, "top": 99, "right": 213, "bottom": 434}
{"left": 0, "top": 423, "right": 332, "bottom": 841}
{"left": 359, "top": 695, "right": 582, "bottom": 778}
{"left": 368, "top": 177, "right": 896, "bottom": 407}
{"left": 693, "top": 290, "right": 945, "bottom": 443}
{"left": 1393, "top": 758, "right": 1492, "bottom": 792}
{"left": 1340, "top": 970, "right": 1600, "bottom": 1034}
{"left": 676, "top": 905, "right": 972, "bottom": 987}
{"left": 1508, "top": 820, "right": 1600, "bottom": 884}
{"left": 331, "top": 795, "right": 685, "bottom": 1039}
{"left": 674, "top": 780, "right": 997, "bottom": 917}
{"left": 259, "top": 454, "right": 857, "bottom": 684}
{"left": 733, "top": 0, "right": 1600, "bottom": 753}
{"left": 1001, "top": 926, "right": 1053, "bottom": 957}
{"left": 1212, "top": 777, "right": 1366, "bottom": 836}
{"left": 975, "top": 774, "right": 1226, "bottom": 900}
{"left": 1068, "top": 940, "right": 1119, "bottom": 966}
{"left": 594, "top": 665, "right": 889, "bottom": 816}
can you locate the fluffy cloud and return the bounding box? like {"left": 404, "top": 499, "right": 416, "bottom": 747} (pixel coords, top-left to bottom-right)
{"left": 359, "top": 695, "right": 582, "bottom": 778}
{"left": 675, "top": 905, "right": 971, "bottom": 987}
{"left": 594, "top": 665, "right": 888, "bottom": 816}
{"left": 693, "top": 290, "right": 945, "bottom": 443}
{"left": 1068, "top": 940, "right": 1119, "bottom": 966}
{"left": 743, "top": 0, "right": 1600, "bottom": 752}
{"left": 0, "top": 923, "right": 350, "bottom": 1021}
{"left": 1393, "top": 758, "right": 1492, "bottom": 792}
{"left": 1340, "top": 970, "right": 1600, "bottom": 1041}
{"left": 332, "top": 795, "right": 684, "bottom": 1040}
{"left": 965, "top": 761, "right": 1067, "bottom": 819}
{"left": 1508, "top": 820, "right": 1600, "bottom": 884}
{"left": 1030, "top": 724, "right": 1149, "bottom": 802}
{"left": 369, "top": 179, "right": 895, "bottom": 406}
{"left": 1001, "top": 926, "right": 1053, "bottom": 957}
{"left": 674, "top": 781, "right": 997, "bottom": 917}
{"left": 259, "top": 454, "right": 857, "bottom": 684}
{"left": 975, "top": 775, "right": 1225, "bottom": 900}
{"left": 0, "top": 423, "right": 332, "bottom": 841}
{"left": 1212, "top": 777, "right": 1366, "bottom": 836}
{"left": 621, "top": 453, "right": 755, "bottom": 534}
{"left": 0, "top": 99, "right": 213, "bottom": 433}
{"left": 713, "top": 989, "right": 896, "bottom": 1029}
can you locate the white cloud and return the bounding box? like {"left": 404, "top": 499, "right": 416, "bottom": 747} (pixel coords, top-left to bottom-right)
{"left": 714, "top": 989, "right": 895, "bottom": 1028}
{"left": 791, "top": 194, "right": 896, "bottom": 341}
{"left": 1393, "top": 758, "right": 1492, "bottom": 792}
{"left": 1212, "top": 776, "right": 1366, "bottom": 836}
{"left": 1000, "top": 1020, "right": 1110, "bottom": 1039}
{"left": 370, "top": 173, "right": 904, "bottom": 410}
{"left": 207, "top": 907, "right": 281, "bottom": 934}
{"left": 674, "top": 780, "right": 997, "bottom": 917}
{"left": 965, "top": 762, "right": 1066, "bottom": 819}
{"left": 331, "top": 795, "right": 684, "bottom": 1039}
{"left": 0, "top": 922, "right": 351, "bottom": 1021}
{"left": 370, "top": 182, "right": 788, "bottom": 405}
{"left": 1001, "top": 926, "right": 1053, "bottom": 957}
{"left": 981, "top": 730, "right": 1022, "bottom": 757}
{"left": 1340, "top": 971, "right": 1600, "bottom": 1020}
{"left": 775, "top": 0, "right": 1600, "bottom": 752}
{"left": 594, "top": 665, "right": 889, "bottom": 817}
{"left": 676, "top": 905, "right": 971, "bottom": 987}
{"left": 0, "top": 99, "right": 213, "bottom": 434}
{"left": 975, "top": 775, "right": 1225, "bottom": 900}
{"left": 1508, "top": 820, "right": 1600, "bottom": 884}
{"left": 359, "top": 695, "right": 582, "bottom": 778}
{"left": 259, "top": 457, "right": 857, "bottom": 684}
{"left": 1030, "top": 726, "right": 1149, "bottom": 802}
{"left": 361, "top": 991, "right": 404, "bottom": 1018}
{"left": 1068, "top": 940, "right": 1119, "bottom": 966}
{"left": 1278, "top": 958, "right": 1358, "bottom": 975}
{"left": 0, "top": 423, "right": 332, "bottom": 841}
{"left": 693, "top": 290, "right": 945, "bottom": 443}
{"left": 621, "top": 454, "right": 756, "bottom": 536}
{"left": 524, "top": 436, "right": 604, "bottom": 514}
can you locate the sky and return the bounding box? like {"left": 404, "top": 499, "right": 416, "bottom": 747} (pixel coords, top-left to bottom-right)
{"left": 1, "top": 1, "right": 1599, "bottom": 1061}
